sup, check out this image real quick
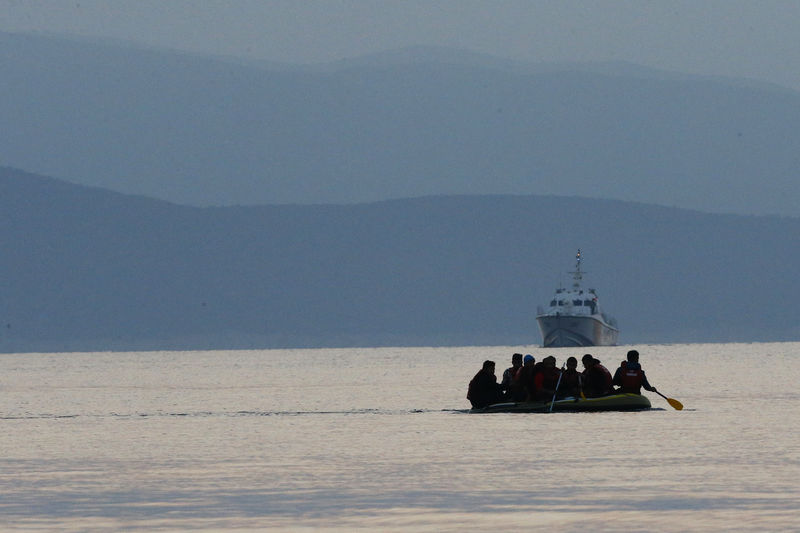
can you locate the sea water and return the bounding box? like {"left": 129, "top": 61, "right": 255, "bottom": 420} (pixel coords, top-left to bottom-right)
{"left": 1, "top": 343, "right": 798, "bottom": 532}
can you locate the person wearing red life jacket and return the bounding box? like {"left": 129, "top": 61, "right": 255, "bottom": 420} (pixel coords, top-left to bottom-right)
{"left": 581, "top": 353, "right": 613, "bottom": 397}
{"left": 534, "top": 355, "right": 562, "bottom": 400}
{"left": 506, "top": 354, "right": 536, "bottom": 402}
{"left": 613, "top": 349, "right": 657, "bottom": 394}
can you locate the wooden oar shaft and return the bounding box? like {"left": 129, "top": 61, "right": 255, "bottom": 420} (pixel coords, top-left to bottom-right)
{"left": 549, "top": 364, "right": 566, "bottom": 413}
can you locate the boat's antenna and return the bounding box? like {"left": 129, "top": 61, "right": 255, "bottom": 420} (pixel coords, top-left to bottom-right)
{"left": 570, "top": 249, "right": 583, "bottom": 288}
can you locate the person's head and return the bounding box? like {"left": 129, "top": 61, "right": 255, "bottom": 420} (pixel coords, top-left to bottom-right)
{"left": 524, "top": 354, "right": 535, "bottom": 366}
{"left": 626, "top": 349, "right": 640, "bottom": 363}
{"left": 482, "top": 360, "right": 496, "bottom": 373}
{"left": 581, "top": 353, "right": 594, "bottom": 368}
{"left": 566, "top": 356, "right": 577, "bottom": 369}
{"left": 543, "top": 355, "right": 556, "bottom": 368}
{"left": 512, "top": 352, "right": 523, "bottom": 367}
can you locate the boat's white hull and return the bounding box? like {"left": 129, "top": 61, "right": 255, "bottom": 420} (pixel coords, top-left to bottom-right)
{"left": 536, "top": 314, "right": 619, "bottom": 347}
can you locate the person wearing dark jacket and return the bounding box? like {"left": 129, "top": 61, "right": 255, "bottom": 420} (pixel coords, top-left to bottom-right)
{"left": 558, "top": 356, "right": 582, "bottom": 398}
{"left": 500, "top": 353, "right": 523, "bottom": 398}
{"left": 613, "top": 350, "right": 657, "bottom": 394}
{"left": 581, "top": 353, "right": 613, "bottom": 397}
{"left": 467, "top": 360, "right": 504, "bottom": 408}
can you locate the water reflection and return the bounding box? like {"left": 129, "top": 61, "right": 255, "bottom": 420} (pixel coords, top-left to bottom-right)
{"left": 1, "top": 343, "right": 798, "bottom": 531}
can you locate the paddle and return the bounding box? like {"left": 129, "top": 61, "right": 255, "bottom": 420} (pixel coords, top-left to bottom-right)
{"left": 549, "top": 363, "right": 566, "bottom": 413}
{"left": 654, "top": 390, "right": 683, "bottom": 410}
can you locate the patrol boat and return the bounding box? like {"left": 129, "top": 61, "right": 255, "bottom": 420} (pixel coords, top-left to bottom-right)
{"left": 536, "top": 250, "right": 619, "bottom": 347}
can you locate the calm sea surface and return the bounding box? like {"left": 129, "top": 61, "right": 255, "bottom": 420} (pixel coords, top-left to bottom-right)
{"left": 1, "top": 343, "right": 799, "bottom": 532}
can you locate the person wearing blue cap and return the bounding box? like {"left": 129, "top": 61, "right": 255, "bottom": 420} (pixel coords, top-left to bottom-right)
{"left": 516, "top": 354, "right": 538, "bottom": 401}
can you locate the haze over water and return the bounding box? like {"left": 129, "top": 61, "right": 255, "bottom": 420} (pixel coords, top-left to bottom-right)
{"left": 1, "top": 342, "right": 798, "bottom": 531}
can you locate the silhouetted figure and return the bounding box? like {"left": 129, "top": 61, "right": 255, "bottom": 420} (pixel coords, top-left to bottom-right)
{"left": 535, "top": 355, "right": 562, "bottom": 400}
{"left": 467, "top": 360, "right": 504, "bottom": 408}
{"left": 516, "top": 354, "right": 537, "bottom": 401}
{"left": 559, "top": 356, "right": 582, "bottom": 398}
{"left": 501, "top": 353, "right": 523, "bottom": 397}
{"left": 613, "top": 349, "right": 657, "bottom": 394}
{"left": 581, "top": 353, "right": 613, "bottom": 397}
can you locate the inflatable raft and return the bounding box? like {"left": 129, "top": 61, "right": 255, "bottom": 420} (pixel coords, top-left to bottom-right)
{"left": 471, "top": 393, "right": 651, "bottom": 413}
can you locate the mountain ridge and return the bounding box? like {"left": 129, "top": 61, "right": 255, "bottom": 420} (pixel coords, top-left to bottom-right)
{"left": 2, "top": 167, "right": 798, "bottom": 353}
{"left": 2, "top": 31, "right": 800, "bottom": 216}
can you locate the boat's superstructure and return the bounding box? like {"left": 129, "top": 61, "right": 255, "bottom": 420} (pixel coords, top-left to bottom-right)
{"left": 536, "top": 250, "right": 619, "bottom": 348}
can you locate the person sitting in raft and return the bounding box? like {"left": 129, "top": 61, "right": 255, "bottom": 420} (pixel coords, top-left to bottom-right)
{"left": 516, "top": 354, "right": 538, "bottom": 401}
{"left": 613, "top": 349, "right": 657, "bottom": 395}
{"left": 501, "top": 353, "right": 523, "bottom": 399}
{"left": 534, "top": 355, "right": 562, "bottom": 400}
{"left": 558, "top": 356, "right": 582, "bottom": 399}
{"left": 467, "top": 360, "right": 505, "bottom": 408}
{"left": 581, "top": 353, "right": 613, "bottom": 397}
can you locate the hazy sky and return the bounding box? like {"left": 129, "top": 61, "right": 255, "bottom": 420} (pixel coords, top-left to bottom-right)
{"left": 3, "top": 0, "right": 800, "bottom": 91}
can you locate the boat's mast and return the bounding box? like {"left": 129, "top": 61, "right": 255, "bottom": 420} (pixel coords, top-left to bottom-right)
{"left": 570, "top": 249, "right": 583, "bottom": 289}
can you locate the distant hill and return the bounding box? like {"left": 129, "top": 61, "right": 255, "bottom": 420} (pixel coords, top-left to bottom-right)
{"left": 2, "top": 167, "right": 798, "bottom": 352}
{"left": 2, "top": 31, "right": 800, "bottom": 216}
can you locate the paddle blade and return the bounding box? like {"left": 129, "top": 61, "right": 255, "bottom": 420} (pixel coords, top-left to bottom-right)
{"left": 666, "top": 397, "right": 683, "bottom": 410}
